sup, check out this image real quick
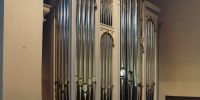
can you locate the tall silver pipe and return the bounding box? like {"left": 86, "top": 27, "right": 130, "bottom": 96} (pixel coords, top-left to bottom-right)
{"left": 66, "top": 0, "right": 72, "bottom": 99}
{"left": 61, "top": 0, "right": 65, "bottom": 99}
{"left": 151, "top": 21, "right": 155, "bottom": 100}
{"left": 101, "top": 0, "right": 104, "bottom": 24}
{"left": 76, "top": 0, "right": 82, "bottom": 99}
{"left": 56, "top": 0, "right": 62, "bottom": 99}
{"left": 150, "top": 20, "right": 154, "bottom": 100}
{"left": 106, "top": 1, "right": 108, "bottom": 25}
{"left": 127, "top": 0, "right": 133, "bottom": 99}
{"left": 86, "top": 0, "right": 92, "bottom": 99}
{"left": 147, "top": 20, "right": 150, "bottom": 100}
{"left": 110, "top": 0, "right": 112, "bottom": 26}
{"left": 100, "top": 0, "right": 102, "bottom": 23}
{"left": 100, "top": 34, "right": 104, "bottom": 100}
{"left": 82, "top": 0, "right": 87, "bottom": 85}
{"left": 107, "top": 1, "right": 110, "bottom": 26}
{"left": 120, "top": 0, "right": 127, "bottom": 99}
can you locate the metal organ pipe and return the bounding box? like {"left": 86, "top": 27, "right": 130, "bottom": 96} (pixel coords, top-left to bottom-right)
{"left": 54, "top": 0, "right": 71, "bottom": 100}
{"left": 120, "top": 0, "right": 142, "bottom": 100}
{"left": 120, "top": 0, "right": 127, "bottom": 99}
{"left": 76, "top": 0, "right": 96, "bottom": 100}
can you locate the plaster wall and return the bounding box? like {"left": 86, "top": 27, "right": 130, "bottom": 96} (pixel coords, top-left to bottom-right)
{"left": 3, "top": 0, "right": 43, "bottom": 100}
{"left": 159, "top": 0, "right": 200, "bottom": 99}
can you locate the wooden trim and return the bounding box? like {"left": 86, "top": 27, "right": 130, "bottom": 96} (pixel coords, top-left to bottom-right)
{"left": 166, "top": 96, "right": 200, "bottom": 100}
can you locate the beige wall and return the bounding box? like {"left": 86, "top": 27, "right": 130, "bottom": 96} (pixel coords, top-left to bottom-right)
{"left": 3, "top": 0, "right": 43, "bottom": 100}
{"left": 159, "top": 0, "right": 200, "bottom": 100}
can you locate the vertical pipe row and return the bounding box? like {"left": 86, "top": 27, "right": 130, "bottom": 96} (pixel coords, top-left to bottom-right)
{"left": 146, "top": 19, "right": 155, "bottom": 100}
{"left": 54, "top": 0, "right": 71, "bottom": 100}
{"left": 120, "top": 0, "right": 142, "bottom": 100}
{"left": 100, "top": 33, "right": 113, "bottom": 100}
{"left": 76, "top": 0, "right": 96, "bottom": 99}
{"left": 100, "top": 0, "right": 113, "bottom": 26}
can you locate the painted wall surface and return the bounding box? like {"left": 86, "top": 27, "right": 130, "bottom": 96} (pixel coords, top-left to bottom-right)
{"left": 3, "top": 0, "right": 43, "bottom": 100}
{"left": 0, "top": 0, "right": 3, "bottom": 99}
{"left": 159, "top": 0, "right": 200, "bottom": 100}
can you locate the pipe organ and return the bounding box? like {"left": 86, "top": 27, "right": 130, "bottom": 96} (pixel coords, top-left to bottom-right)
{"left": 43, "top": 0, "right": 160, "bottom": 100}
